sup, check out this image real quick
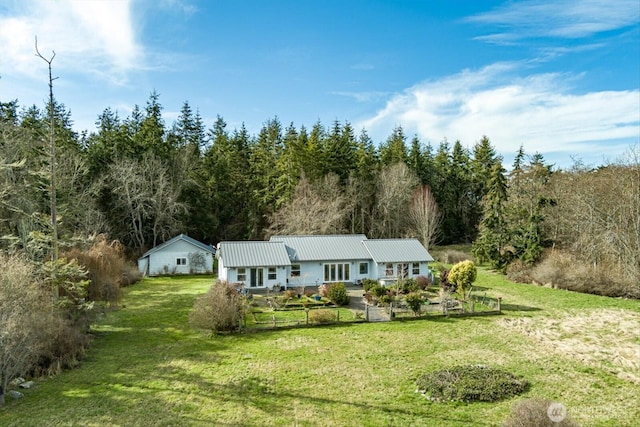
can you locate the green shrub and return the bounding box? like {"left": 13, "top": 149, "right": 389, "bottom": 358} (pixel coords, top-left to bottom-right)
{"left": 416, "top": 365, "right": 529, "bottom": 403}
{"left": 309, "top": 309, "right": 335, "bottom": 324}
{"left": 370, "top": 284, "right": 388, "bottom": 298}
{"left": 404, "top": 292, "right": 424, "bottom": 316}
{"left": 399, "top": 278, "right": 420, "bottom": 294}
{"left": 448, "top": 260, "right": 477, "bottom": 296}
{"left": 362, "top": 278, "right": 379, "bottom": 292}
{"left": 326, "top": 282, "right": 349, "bottom": 306}
{"left": 503, "top": 398, "right": 579, "bottom": 427}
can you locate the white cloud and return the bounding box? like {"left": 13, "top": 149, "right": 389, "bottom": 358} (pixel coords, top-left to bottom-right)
{"left": 467, "top": 0, "right": 640, "bottom": 40}
{"left": 0, "top": 0, "right": 141, "bottom": 85}
{"left": 359, "top": 63, "right": 640, "bottom": 158}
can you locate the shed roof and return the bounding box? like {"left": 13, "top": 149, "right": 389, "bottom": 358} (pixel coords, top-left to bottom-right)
{"left": 139, "top": 234, "right": 215, "bottom": 260}
{"left": 363, "top": 239, "right": 434, "bottom": 263}
{"left": 269, "top": 235, "right": 370, "bottom": 261}
{"left": 218, "top": 241, "right": 291, "bottom": 268}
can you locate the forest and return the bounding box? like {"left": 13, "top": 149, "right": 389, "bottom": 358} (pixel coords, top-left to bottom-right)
{"left": 1, "top": 90, "right": 639, "bottom": 297}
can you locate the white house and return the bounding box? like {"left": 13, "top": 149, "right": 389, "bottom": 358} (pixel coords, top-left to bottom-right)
{"left": 216, "top": 234, "right": 434, "bottom": 289}
{"left": 138, "top": 234, "right": 215, "bottom": 276}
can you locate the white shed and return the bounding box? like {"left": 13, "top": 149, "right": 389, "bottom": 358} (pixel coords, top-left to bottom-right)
{"left": 138, "top": 234, "right": 215, "bottom": 276}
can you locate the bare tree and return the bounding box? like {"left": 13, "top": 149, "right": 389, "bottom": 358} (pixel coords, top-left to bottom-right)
{"left": 107, "top": 153, "right": 186, "bottom": 251}
{"left": 267, "top": 173, "right": 348, "bottom": 236}
{"left": 34, "top": 37, "right": 59, "bottom": 262}
{"left": 409, "top": 185, "right": 442, "bottom": 250}
{"left": 372, "top": 163, "right": 418, "bottom": 238}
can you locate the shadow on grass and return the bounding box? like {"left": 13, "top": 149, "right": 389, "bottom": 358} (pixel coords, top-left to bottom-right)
{"left": 500, "top": 303, "right": 542, "bottom": 312}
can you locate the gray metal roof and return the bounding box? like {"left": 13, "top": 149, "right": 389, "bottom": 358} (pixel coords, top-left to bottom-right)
{"left": 363, "top": 239, "right": 434, "bottom": 263}
{"left": 139, "top": 234, "right": 215, "bottom": 260}
{"left": 269, "top": 235, "right": 370, "bottom": 261}
{"left": 218, "top": 241, "right": 291, "bottom": 267}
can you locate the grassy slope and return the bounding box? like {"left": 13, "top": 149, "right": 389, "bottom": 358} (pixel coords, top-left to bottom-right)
{"left": 1, "top": 272, "right": 638, "bottom": 427}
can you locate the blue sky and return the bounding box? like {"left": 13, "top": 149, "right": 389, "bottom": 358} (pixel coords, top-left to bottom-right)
{"left": 1, "top": 0, "right": 638, "bottom": 167}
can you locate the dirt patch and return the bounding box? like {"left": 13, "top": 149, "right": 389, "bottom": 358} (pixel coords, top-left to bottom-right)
{"left": 499, "top": 309, "right": 640, "bottom": 383}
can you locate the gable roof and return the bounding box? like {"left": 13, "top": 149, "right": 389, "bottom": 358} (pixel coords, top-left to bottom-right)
{"left": 139, "top": 234, "right": 215, "bottom": 259}
{"left": 269, "top": 235, "right": 370, "bottom": 261}
{"left": 218, "top": 241, "right": 291, "bottom": 268}
{"left": 363, "top": 239, "right": 434, "bottom": 263}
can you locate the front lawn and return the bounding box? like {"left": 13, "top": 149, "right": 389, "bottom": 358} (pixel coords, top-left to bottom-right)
{"left": 1, "top": 271, "right": 638, "bottom": 426}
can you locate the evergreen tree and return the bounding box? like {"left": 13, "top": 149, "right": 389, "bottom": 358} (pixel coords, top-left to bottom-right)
{"left": 379, "top": 125, "right": 408, "bottom": 166}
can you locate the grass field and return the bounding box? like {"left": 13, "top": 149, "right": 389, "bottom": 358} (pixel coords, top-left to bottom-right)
{"left": 1, "top": 270, "right": 638, "bottom": 426}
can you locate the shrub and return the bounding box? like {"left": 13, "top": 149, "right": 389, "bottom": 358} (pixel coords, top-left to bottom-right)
{"left": 448, "top": 260, "right": 477, "bottom": 296}
{"left": 370, "top": 284, "right": 388, "bottom": 298}
{"left": 416, "top": 275, "right": 432, "bottom": 289}
{"left": 362, "top": 278, "right": 379, "bottom": 292}
{"left": 503, "top": 398, "right": 579, "bottom": 427}
{"left": 309, "top": 309, "right": 335, "bottom": 324}
{"left": 531, "top": 251, "right": 638, "bottom": 298}
{"left": 506, "top": 259, "right": 533, "bottom": 284}
{"left": 405, "top": 292, "right": 424, "bottom": 315}
{"left": 416, "top": 365, "right": 529, "bottom": 403}
{"left": 399, "top": 278, "right": 420, "bottom": 294}
{"left": 326, "top": 282, "right": 349, "bottom": 306}
{"left": 440, "top": 250, "right": 473, "bottom": 264}
{"left": 190, "top": 280, "right": 243, "bottom": 333}
{"left": 284, "top": 289, "right": 298, "bottom": 299}
{"left": 66, "top": 235, "right": 140, "bottom": 305}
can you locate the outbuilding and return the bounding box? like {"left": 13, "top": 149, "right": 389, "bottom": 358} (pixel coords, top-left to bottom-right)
{"left": 138, "top": 234, "right": 215, "bottom": 276}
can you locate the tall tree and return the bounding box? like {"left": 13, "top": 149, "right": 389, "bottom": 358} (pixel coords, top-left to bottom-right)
{"left": 408, "top": 185, "right": 442, "bottom": 250}
{"left": 379, "top": 126, "right": 408, "bottom": 166}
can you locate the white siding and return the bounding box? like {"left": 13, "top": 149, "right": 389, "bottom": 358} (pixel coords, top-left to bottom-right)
{"left": 147, "top": 240, "right": 214, "bottom": 276}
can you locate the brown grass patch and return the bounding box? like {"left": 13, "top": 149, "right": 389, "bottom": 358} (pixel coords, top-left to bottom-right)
{"left": 499, "top": 309, "right": 640, "bottom": 383}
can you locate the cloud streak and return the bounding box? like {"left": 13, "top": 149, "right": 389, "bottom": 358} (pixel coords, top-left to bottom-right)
{"left": 467, "top": 0, "right": 640, "bottom": 42}
{"left": 0, "top": 0, "right": 141, "bottom": 85}
{"left": 359, "top": 63, "right": 639, "bottom": 158}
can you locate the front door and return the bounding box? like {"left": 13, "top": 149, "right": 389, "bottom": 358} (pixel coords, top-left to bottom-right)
{"left": 250, "top": 268, "right": 263, "bottom": 287}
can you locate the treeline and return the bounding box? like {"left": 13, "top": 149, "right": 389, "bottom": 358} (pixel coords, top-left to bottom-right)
{"left": 1, "top": 92, "right": 638, "bottom": 296}
{"left": 1, "top": 91, "right": 505, "bottom": 257}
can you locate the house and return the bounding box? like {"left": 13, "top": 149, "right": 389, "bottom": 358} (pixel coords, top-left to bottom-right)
{"left": 216, "top": 234, "right": 434, "bottom": 289}
{"left": 138, "top": 234, "right": 215, "bottom": 276}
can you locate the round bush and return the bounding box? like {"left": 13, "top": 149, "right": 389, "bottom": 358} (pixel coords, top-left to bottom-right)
{"left": 416, "top": 365, "right": 529, "bottom": 403}
{"left": 327, "top": 282, "right": 349, "bottom": 306}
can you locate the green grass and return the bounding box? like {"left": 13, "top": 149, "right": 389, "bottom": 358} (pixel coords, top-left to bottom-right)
{"left": 1, "top": 272, "right": 638, "bottom": 426}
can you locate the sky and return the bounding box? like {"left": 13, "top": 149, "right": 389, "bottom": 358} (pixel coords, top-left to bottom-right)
{"left": 1, "top": 0, "right": 638, "bottom": 168}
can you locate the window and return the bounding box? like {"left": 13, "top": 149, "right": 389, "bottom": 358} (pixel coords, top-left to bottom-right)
{"left": 412, "top": 263, "right": 420, "bottom": 275}
{"left": 359, "top": 262, "right": 368, "bottom": 275}
{"left": 268, "top": 267, "right": 277, "bottom": 280}
{"left": 291, "top": 264, "right": 301, "bottom": 277}
{"left": 385, "top": 263, "right": 394, "bottom": 276}
{"left": 176, "top": 257, "right": 187, "bottom": 266}
{"left": 323, "top": 263, "right": 350, "bottom": 282}
{"left": 237, "top": 268, "right": 246, "bottom": 282}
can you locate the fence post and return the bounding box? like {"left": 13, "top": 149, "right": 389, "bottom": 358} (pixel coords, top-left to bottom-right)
{"left": 337, "top": 310, "right": 340, "bottom": 323}
{"left": 272, "top": 314, "right": 276, "bottom": 327}
{"left": 365, "top": 305, "right": 369, "bottom": 322}
{"left": 497, "top": 297, "right": 502, "bottom": 313}
{"left": 305, "top": 308, "right": 309, "bottom": 325}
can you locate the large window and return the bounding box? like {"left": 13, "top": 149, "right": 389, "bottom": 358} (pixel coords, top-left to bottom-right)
{"left": 176, "top": 257, "right": 187, "bottom": 266}
{"left": 237, "top": 268, "right": 246, "bottom": 282}
{"left": 268, "top": 267, "right": 277, "bottom": 280}
{"left": 385, "top": 263, "right": 394, "bottom": 276}
{"left": 359, "top": 262, "right": 368, "bottom": 275}
{"left": 291, "top": 264, "right": 301, "bottom": 277}
{"left": 412, "top": 263, "right": 420, "bottom": 275}
{"left": 324, "top": 263, "right": 350, "bottom": 282}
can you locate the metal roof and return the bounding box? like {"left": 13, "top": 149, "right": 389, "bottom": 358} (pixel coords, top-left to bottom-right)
{"left": 269, "top": 235, "right": 370, "bottom": 261}
{"left": 218, "top": 241, "right": 292, "bottom": 267}
{"left": 139, "top": 234, "right": 215, "bottom": 259}
{"left": 363, "top": 239, "right": 434, "bottom": 263}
